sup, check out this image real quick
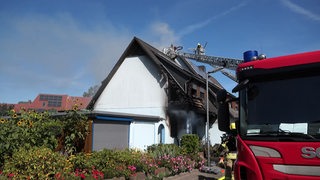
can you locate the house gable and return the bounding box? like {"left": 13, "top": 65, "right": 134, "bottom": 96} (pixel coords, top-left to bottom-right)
{"left": 93, "top": 55, "right": 167, "bottom": 118}
{"left": 88, "top": 37, "right": 163, "bottom": 109}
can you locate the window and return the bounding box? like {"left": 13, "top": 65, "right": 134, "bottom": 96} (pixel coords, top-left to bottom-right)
{"left": 39, "top": 95, "right": 63, "bottom": 107}
{"left": 240, "top": 74, "right": 320, "bottom": 141}
{"left": 158, "top": 124, "right": 165, "bottom": 144}
{"left": 48, "top": 101, "right": 61, "bottom": 107}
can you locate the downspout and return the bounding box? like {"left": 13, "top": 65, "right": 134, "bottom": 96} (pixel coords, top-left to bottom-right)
{"left": 160, "top": 69, "right": 174, "bottom": 141}
{"left": 161, "top": 69, "right": 169, "bottom": 105}
{"left": 184, "top": 79, "right": 191, "bottom": 94}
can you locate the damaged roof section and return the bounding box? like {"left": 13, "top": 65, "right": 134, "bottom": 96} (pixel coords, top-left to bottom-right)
{"left": 87, "top": 37, "right": 226, "bottom": 115}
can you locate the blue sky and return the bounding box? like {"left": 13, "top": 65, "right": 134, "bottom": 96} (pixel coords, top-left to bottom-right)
{"left": 1, "top": 0, "right": 319, "bottom": 103}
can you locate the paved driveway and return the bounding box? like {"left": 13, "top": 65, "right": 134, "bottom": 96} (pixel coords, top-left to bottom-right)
{"left": 164, "top": 169, "right": 224, "bottom": 180}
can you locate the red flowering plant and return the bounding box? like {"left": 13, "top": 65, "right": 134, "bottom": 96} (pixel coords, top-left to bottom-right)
{"left": 71, "top": 167, "right": 103, "bottom": 180}
{"left": 140, "top": 155, "right": 158, "bottom": 175}
{"left": 67, "top": 149, "right": 145, "bottom": 179}
{"left": 91, "top": 167, "right": 104, "bottom": 180}
{"left": 147, "top": 143, "right": 201, "bottom": 176}
{"left": 74, "top": 168, "right": 87, "bottom": 179}
{"left": 0, "top": 172, "right": 15, "bottom": 179}
{"left": 128, "top": 165, "right": 137, "bottom": 175}
{"left": 53, "top": 167, "right": 104, "bottom": 180}
{"left": 154, "top": 154, "right": 196, "bottom": 176}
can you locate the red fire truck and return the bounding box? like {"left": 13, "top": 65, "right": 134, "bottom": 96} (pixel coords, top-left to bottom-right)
{"left": 164, "top": 45, "right": 320, "bottom": 179}
{"left": 218, "top": 50, "right": 320, "bottom": 179}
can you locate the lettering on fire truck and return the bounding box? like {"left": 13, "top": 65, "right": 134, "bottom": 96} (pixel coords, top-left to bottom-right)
{"left": 301, "top": 147, "right": 320, "bottom": 158}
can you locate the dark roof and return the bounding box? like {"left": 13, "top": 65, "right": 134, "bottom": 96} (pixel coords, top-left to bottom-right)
{"left": 87, "top": 37, "right": 225, "bottom": 110}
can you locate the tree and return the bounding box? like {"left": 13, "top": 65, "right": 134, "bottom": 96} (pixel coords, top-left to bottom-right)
{"left": 0, "top": 104, "right": 14, "bottom": 116}
{"left": 83, "top": 85, "right": 100, "bottom": 97}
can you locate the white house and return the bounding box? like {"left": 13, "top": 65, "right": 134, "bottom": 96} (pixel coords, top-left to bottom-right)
{"left": 87, "top": 37, "right": 233, "bottom": 151}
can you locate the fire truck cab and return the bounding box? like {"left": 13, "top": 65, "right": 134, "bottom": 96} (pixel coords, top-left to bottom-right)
{"left": 218, "top": 50, "right": 320, "bottom": 180}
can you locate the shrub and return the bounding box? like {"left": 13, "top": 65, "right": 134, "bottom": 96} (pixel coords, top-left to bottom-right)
{"left": 0, "top": 110, "right": 63, "bottom": 167}
{"left": 0, "top": 108, "right": 89, "bottom": 166}
{"left": 155, "top": 154, "right": 195, "bottom": 176}
{"left": 58, "top": 109, "right": 89, "bottom": 155}
{"left": 180, "top": 134, "right": 200, "bottom": 155}
{"left": 147, "top": 143, "right": 200, "bottom": 176}
{"left": 147, "top": 144, "right": 182, "bottom": 158}
{"left": 2, "top": 146, "right": 72, "bottom": 179}
{"left": 70, "top": 149, "right": 148, "bottom": 179}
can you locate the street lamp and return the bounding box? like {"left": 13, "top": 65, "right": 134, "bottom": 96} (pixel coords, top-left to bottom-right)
{"left": 206, "top": 67, "right": 223, "bottom": 166}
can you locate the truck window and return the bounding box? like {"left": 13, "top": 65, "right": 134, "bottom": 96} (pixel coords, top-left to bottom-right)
{"left": 239, "top": 73, "right": 320, "bottom": 141}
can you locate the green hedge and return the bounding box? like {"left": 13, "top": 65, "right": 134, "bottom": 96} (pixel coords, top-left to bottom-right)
{"left": 0, "top": 109, "right": 89, "bottom": 167}
{"left": 180, "top": 134, "right": 200, "bottom": 155}
{"left": 2, "top": 147, "right": 72, "bottom": 179}
{"left": 147, "top": 144, "right": 182, "bottom": 158}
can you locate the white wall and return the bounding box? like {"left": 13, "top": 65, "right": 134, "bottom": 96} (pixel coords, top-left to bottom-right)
{"left": 209, "top": 120, "right": 225, "bottom": 145}
{"left": 130, "top": 121, "right": 155, "bottom": 150}
{"left": 94, "top": 55, "right": 167, "bottom": 119}
{"left": 129, "top": 120, "right": 175, "bottom": 150}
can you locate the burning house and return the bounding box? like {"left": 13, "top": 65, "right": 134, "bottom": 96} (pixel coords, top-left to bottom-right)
{"left": 86, "top": 37, "right": 234, "bottom": 151}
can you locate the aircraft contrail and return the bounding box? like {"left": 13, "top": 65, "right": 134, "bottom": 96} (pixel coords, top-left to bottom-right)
{"left": 281, "top": 0, "right": 320, "bottom": 22}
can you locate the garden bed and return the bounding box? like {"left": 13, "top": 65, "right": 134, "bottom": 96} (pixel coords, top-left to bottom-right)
{"left": 0, "top": 110, "right": 206, "bottom": 179}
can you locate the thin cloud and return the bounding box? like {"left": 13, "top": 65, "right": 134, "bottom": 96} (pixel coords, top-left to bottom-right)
{"left": 281, "top": 0, "right": 320, "bottom": 22}
{"left": 0, "top": 12, "right": 132, "bottom": 102}
{"left": 144, "top": 22, "right": 180, "bottom": 50}
{"left": 145, "top": 2, "right": 248, "bottom": 49}
{"left": 0, "top": 12, "right": 131, "bottom": 81}
{"left": 178, "top": 1, "right": 247, "bottom": 37}
{"left": 0, "top": 10, "right": 186, "bottom": 103}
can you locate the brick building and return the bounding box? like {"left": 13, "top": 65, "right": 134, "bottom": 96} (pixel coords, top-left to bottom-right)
{"left": 14, "top": 94, "right": 91, "bottom": 112}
